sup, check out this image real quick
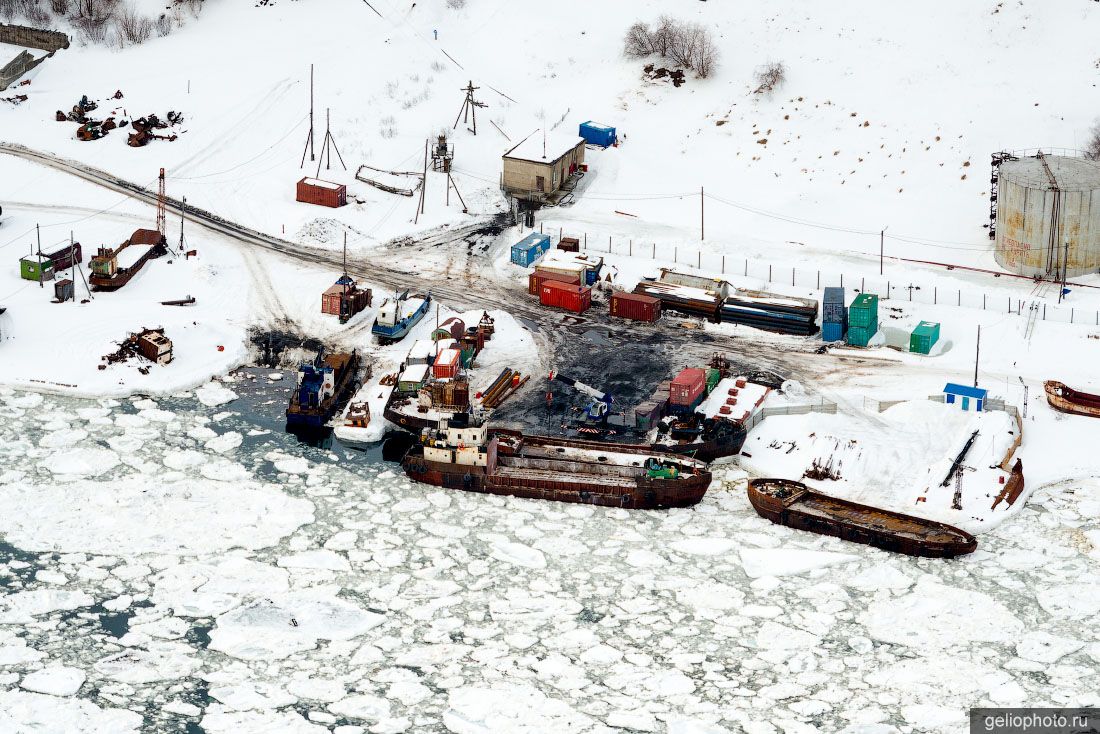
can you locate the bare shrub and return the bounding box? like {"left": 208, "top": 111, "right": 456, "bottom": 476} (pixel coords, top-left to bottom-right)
{"left": 73, "top": 14, "right": 111, "bottom": 43}
{"left": 49, "top": 0, "right": 69, "bottom": 14}
{"left": 623, "top": 16, "right": 720, "bottom": 78}
{"left": 22, "top": 0, "right": 50, "bottom": 25}
{"left": 445, "top": 0, "right": 465, "bottom": 8}
{"left": 1086, "top": 121, "right": 1100, "bottom": 161}
{"left": 623, "top": 21, "right": 653, "bottom": 58}
{"left": 753, "top": 62, "right": 786, "bottom": 94}
{"left": 0, "top": 0, "right": 16, "bottom": 22}
{"left": 155, "top": 12, "right": 170, "bottom": 35}
{"left": 115, "top": 3, "right": 152, "bottom": 45}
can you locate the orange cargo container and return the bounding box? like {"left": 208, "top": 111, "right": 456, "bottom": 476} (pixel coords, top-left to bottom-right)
{"left": 433, "top": 348, "right": 461, "bottom": 379}
{"left": 528, "top": 270, "right": 581, "bottom": 295}
{"left": 610, "top": 291, "right": 661, "bottom": 322}
{"left": 297, "top": 177, "right": 347, "bottom": 208}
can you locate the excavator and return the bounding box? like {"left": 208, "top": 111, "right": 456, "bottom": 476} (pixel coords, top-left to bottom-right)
{"left": 549, "top": 370, "right": 614, "bottom": 424}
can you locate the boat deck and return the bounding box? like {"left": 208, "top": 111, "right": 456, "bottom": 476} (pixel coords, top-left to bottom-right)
{"left": 796, "top": 493, "right": 960, "bottom": 543}
{"left": 493, "top": 464, "right": 636, "bottom": 490}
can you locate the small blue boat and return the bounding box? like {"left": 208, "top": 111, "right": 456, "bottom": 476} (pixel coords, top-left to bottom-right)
{"left": 286, "top": 350, "right": 361, "bottom": 431}
{"left": 371, "top": 290, "right": 431, "bottom": 344}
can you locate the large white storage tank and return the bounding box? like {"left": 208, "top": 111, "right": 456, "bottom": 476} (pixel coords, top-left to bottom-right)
{"left": 994, "top": 152, "right": 1100, "bottom": 278}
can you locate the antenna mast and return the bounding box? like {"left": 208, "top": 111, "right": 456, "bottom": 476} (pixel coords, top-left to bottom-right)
{"left": 156, "top": 168, "right": 167, "bottom": 236}
{"left": 316, "top": 108, "right": 347, "bottom": 178}
{"left": 300, "top": 64, "right": 316, "bottom": 167}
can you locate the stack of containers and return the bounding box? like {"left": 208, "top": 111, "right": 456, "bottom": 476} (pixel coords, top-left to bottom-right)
{"left": 821, "top": 287, "right": 847, "bottom": 342}
{"left": 846, "top": 293, "right": 879, "bottom": 347}
{"left": 668, "top": 368, "right": 707, "bottom": 415}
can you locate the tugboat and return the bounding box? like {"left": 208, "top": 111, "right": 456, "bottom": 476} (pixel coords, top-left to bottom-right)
{"left": 286, "top": 350, "right": 363, "bottom": 430}
{"left": 89, "top": 228, "right": 168, "bottom": 291}
{"left": 401, "top": 414, "right": 711, "bottom": 509}
{"left": 746, "top": 478, "right": 977, "bottom": 558}
{"left": 371, "top": 290, "right": 431, "bottom": 344}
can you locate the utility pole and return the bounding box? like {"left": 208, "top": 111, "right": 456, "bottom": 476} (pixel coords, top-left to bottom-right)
{"left": 700, "top": 186, "right": 705, "bottom": 241}
{"left": 1058, "top": 237, "right": 1070, "bottom": 304}
{"left": 973, "top": 325, "right": 981, "bottom": 388}
{"left": 880, "top": 226, "right": 888, "bottom": 275}
{"left": 300, "top": 64, "right": 316, "bottom": 168}
{"left": 35, "top": 224, "right": 43, "bottom": 288}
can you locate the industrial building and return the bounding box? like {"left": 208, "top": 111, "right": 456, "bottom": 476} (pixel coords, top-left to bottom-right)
{"left": 501, "top": 130, "right": 585, "bottom": 204}
{"left": 992, "top": 151, "right": 1100, "bottom": 278}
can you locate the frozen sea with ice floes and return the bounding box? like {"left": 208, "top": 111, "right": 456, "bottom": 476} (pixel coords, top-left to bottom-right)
{"left": 0, "top": 376, "right": 1097, "bottom": 734}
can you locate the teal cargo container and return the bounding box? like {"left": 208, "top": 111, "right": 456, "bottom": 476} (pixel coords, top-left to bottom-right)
{"left": 848, "top": 293, "right": 879, "bottom": 329}
{"left": 909, "top": 321, "right": 940, "bottom": 354}
{"left": 847, "top": 324, "right": 878, "bottom": 347}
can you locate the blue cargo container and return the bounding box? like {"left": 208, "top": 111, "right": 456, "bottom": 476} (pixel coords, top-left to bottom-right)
{"left": 822, "top": 321, "right": 846, "bottom": 342}
{"left": 579, "top": 121, "right": 616, "bottom": 148}
{"left": 510, "top": 233, "right": 551, "bottom": 268}
{"left": 822, "top": 287, "right": 846, "bottom": 323}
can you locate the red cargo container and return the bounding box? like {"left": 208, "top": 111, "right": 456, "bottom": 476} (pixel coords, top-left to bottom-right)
{"left": 670, "top": 368, "right": 707, "bottom": 406}
{"left": 297, "top": 177, "right": 347, "bottom": 208}
{"left": 558, "top": 237, "right": 580, "bottom": 253}
{"left": 528, "top": 270, "right": 581, "bottom": 295}
{"left": 321, "top": 284, "right": 344, "bottom": 315}
{"left": 433, "top": 348, "right": 461, "bottom": 379}
{"left": 539, "top": 280, "right": 591, "bottom": 313}
{"left": 609, "top": 291, "right": 661, "bottom": 322}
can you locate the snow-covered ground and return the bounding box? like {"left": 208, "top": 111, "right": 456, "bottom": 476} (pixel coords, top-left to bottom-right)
{"left": 2, "top": 1, "right": 1100, "bottom": 730}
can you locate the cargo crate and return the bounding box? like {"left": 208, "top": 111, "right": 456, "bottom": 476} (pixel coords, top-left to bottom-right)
{"left": 846, "top": 324, "right": 878, "bottom": 347}
{"left": 848, "top": 293, "right": 879, "bottom": 329}
{"left": 822, "top": 321, "right": 846, "bottom": 342}
{"left": 909, "top": 321, "right": 941, "bottom": 355}
{"left": 609, "top": 291, "right": 661, "bottom": 322}
{"left": 511, "top": 233, "right": 551, "bottom": 267}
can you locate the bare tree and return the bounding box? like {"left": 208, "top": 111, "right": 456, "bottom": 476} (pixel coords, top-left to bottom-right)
{"left": 623, "top": 16, "right": 720, "bottom": 78}
{"left": 49, "top": 0, "right": 68, "bottom": 15}
{"left": 1085, "top": 121, "right": 1100, "bottom": 161}
{"left": 623, "top": 21, "right": 653, "bottom": 58}
{"left": 753, "top": 62, "right": 786, "bottom": 94}
{"left": 155, "top": 12, "right": 170, "bottom": 36}
{"left": 0, "top": 0, "right": 16, "bottom": 22}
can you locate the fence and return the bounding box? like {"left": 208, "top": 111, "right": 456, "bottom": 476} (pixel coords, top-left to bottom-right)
{"left": 533, "top": 224, "right": 1100, "bottom": 330}
{"left": 743, "top": 399, "right": 837, "bottom": 433}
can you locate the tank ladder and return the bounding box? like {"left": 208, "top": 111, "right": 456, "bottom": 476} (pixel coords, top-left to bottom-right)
{"left": 988, "top": 151, "right": 1016, "bottom": 240}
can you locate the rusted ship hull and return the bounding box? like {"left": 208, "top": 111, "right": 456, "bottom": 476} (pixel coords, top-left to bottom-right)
{"left": 403, "top": 433, "right": 711, "bottom": 510}
{"left": 656, "top": 421, "right": 747, "bottom": 463}
{"left": 1044, "top": 380, "right": 1100, "bottom": 418}
{"left": 383, "top": 392, "right": 465, "bottom": 432}
{"left": 747, "top": 478, "right": 977, "bottom": 558}
{"left": 991, "top": 458, "right": 1026, "bottom": 510}
{"left": 90, "top": 240, "right": 168, "bottom": 291}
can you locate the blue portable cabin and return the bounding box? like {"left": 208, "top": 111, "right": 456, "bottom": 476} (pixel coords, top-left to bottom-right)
{"left": 510, "top": 233, "right": 551, "bottom": 268}
{"left": 579, "top": 121, "right": 617, "bottom": 148}
{"left": 943, "top": 383, "right": 987, "bottom": 412}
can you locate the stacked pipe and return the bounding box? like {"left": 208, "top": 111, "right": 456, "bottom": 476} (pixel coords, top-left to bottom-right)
{"left": 719, "top": 290, "right": 819, "bottom": 336}
{"left": 631, "top": 281, "right": 722, "bottom": 320}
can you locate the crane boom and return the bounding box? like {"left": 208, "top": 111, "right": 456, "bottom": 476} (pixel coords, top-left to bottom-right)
{"left": 552, "top": 372, "right": 610, "bottom": 402}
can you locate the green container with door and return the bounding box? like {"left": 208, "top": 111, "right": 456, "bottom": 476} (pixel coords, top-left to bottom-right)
{"left": 847, "top": 324, "right": 878, "bottom": 347}
{"left": 848, "top": 293, "right": 879, "bottom": 329}
{"left": 705, "top": 368, "right": 721, "bottom": 393}
{"left": 909, "top": 321, "right": 940, "bottom": 355}
{"left": 20, "top": 257, "right": 54, "bottom": 282}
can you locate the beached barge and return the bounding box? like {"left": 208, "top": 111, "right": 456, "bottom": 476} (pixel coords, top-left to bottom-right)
{"left": 89, "top": 228, "right": 167, "bottom": 291}
{"left": 1044, "top": 380, "right": 1100, "bottom": 418}
{"left": 402, "top": 417, "right": 711, "bottom": 509}
{"left": 747, "top": 478, "right": 977, "bottom": 558}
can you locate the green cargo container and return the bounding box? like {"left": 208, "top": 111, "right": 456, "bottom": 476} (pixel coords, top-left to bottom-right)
{"left": 19, "top": 257, "right": 54, "bottom": 282}
{"left": 705, "top": 368, "right": 721, "bottom": 393}
{"left": 846, "top": 323, "right": 878, "bottom": 347}
{"left": 848, "top": 293, "right": 879, "bottom": 329}
{"left": 909, "top": 321, "right": 940, "bottom": 355}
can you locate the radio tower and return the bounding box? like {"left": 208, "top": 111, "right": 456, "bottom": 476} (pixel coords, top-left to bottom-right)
{"left": 156, "top": 168, "right": 167, "bottom": 236}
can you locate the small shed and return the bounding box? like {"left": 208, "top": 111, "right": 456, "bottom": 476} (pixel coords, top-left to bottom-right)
{"left": 579, "top": 121, "right": 616, "bottom": 147}
{"left": 511, "top": 233, "right": 551, "bottom": 267}
{"left": 432, "top": 317, "right": 466, "bottom": 342}
{"left": 398, "top": 363, "right": 429, "bottom": 393}
{"left": 297, "top": 177, "right": 347, "bottom": 208}
{"left": 53, "top": 278, "right": 74, "bottom": 303}
{"left": 943, "top": 383, "right": 986, "bottom": 412}
{"left": 501, "top": 131, "right": 586, "bottom": 202}
{"left": 19, "top": 256, "right": 54, "bottom": 282}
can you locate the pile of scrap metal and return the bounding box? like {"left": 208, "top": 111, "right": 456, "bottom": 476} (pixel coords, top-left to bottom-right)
{"left": 76, "top": 117, "right": 119, "bottom": 141}
{"left": 55, "top": 94, "right": 98, "bottom": 123}
{"left": 2, "top": 94, "right": 28, "bottom": 106}
{"left": 99, "top": 327, "right": 174, "bottom": 370}
{"left": 127, "top": 112, "right": 182, "bottom": 147}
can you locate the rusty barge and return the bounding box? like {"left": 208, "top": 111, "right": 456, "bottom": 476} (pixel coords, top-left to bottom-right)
{"left": 747, "top": 478, "right": 977, "bottom": 558}
{"left": 89, "top": 228, "right": 168, "bottom": 291}
{"left": 401, "top": 416, "right": 712, "bottom": 509}
{"left": 1044, "top": 380, "right": 1100, "bottom": 418}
